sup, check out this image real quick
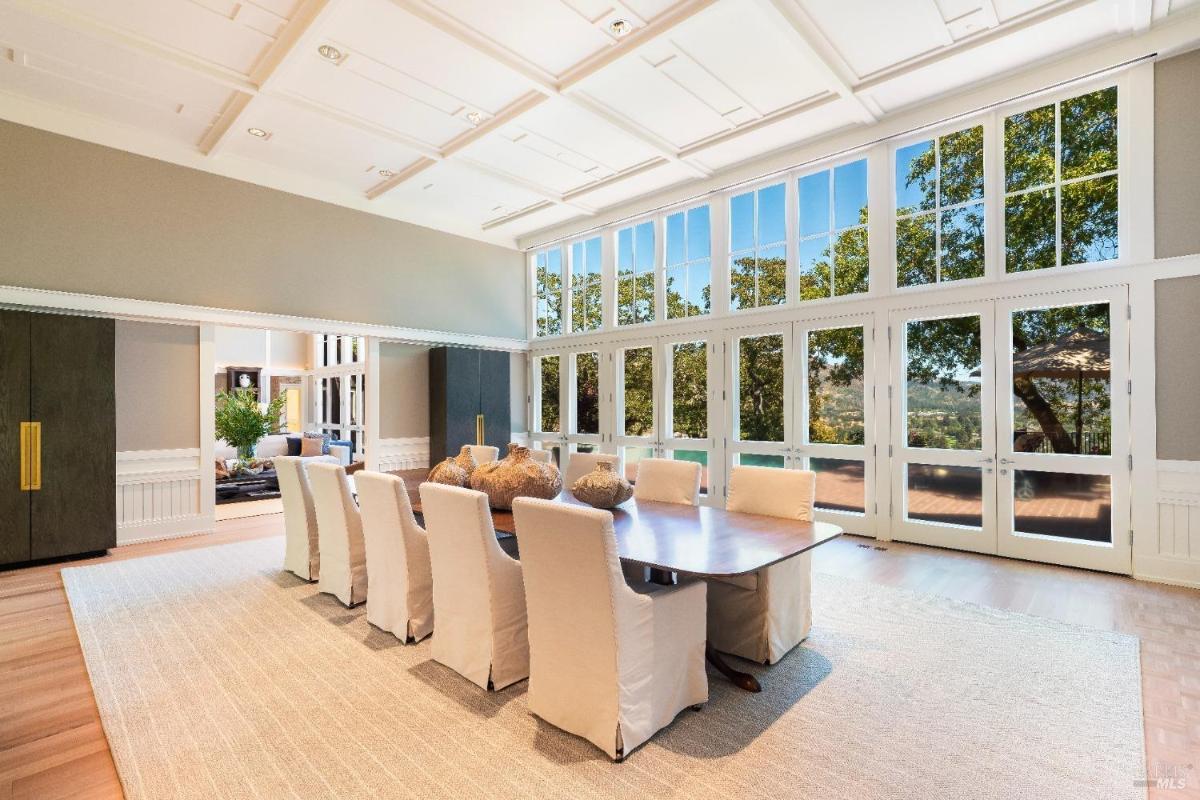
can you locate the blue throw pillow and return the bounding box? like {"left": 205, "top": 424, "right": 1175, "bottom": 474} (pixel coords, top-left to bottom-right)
{"left": 286, "top": 437, "right": 302, "bottom": 457}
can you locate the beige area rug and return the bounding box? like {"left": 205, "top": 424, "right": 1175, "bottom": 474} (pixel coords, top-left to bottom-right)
{"left": 62, "top": 537, "right": 1146, "bottom": 800}
{"left": 215, "top": 499, "right": 284, "bottom": 521}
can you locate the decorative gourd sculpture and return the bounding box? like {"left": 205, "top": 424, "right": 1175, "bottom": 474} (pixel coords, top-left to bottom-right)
{"left": 470, "top": 444, "right": 562, "bottom": 509}
{"left": 428, "top": 457, "right": 469, "bottom": 487}
{"left": 571, "top": 461, "right": 633, "bottom": 508}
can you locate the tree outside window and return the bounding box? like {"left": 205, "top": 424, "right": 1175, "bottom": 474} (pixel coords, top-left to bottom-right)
{"left": 896, "top": 125, "right": 985, "bottom": 287}
{"left": 730, "top": 183, "right": 787, "bottom": 310}
{"left": 616, "top": 221, "right": 655, "bottom": 325}
{"left": 538, "top": 355, "right": 560, "bottom": 433}
{"left": 570, "top": 237, "right": 602, "bottom": 333}
{"left": 666, "top": 206, "right": 712, "bottom": 319}
{"left": 534, "top": 248, "right": 563, "bottom": 337}
{"left": 798, "top": 159, "right": 869, "bottom": 301}
{"left": 1005, "top": 86, "right": 1117, "bottom": 272}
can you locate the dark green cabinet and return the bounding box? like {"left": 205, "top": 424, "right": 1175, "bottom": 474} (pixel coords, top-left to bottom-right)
{"left": 429, "top": 347, "right": 511, "bottom": 461}
{"left": 1, "top": 310, "right": 115, "bottom": 567}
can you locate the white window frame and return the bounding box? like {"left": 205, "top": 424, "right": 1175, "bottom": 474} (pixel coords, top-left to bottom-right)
{"left": 568, "top": 235, "right": 603, "bottom": 334}
{"left": 614, "top": 217, "right": 660, "bottom": 327}
{"left": 728, "top": 179, "right": 790, "bottom": 313}
{"left": 796, "top": 156, "right": 871, "bottom": 302}
{"left": 664, "top": 203, "right": 714, "bottom": 321}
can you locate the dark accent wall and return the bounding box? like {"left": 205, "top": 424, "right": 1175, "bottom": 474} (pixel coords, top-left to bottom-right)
{"left": 1154, "top": 48, "right": 1200, "bottom": 260}
{"left": 0, "top": 120, "right": 526, "bottom": 339}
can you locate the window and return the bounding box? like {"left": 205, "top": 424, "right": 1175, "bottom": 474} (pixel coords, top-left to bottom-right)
{"left": 807, "top": 326, "right": 865, "bottom": 444}
{"left": 896, "top": 125, "right": 985, "bottom": 287}
{"left": 623, "top": 347, "right": 654, "bottom": 435}
{"left": 616, "top": 221, "right": 655, "bottom": 325}
{"left": 730, "top": 183, "right": 786, "bottom": 310}
{"left": 574, "top": 351, "right": 599, "bottom": 434}
{"left": 671, "top": 341, "right": 707, "bottom": 439}
{"left": 537, "top": 355, "right": 560, "bottom": 433}
{"left": 737, "top": 333, "right": 785, "bottom": 441}
{"left": 798, "top": 159, "right": 869, "bottom": 301}
{"left": 534, "top": 248, "right": 563, "bottom": 337}
{"left": 570, "top": 237, "right": 602, "bottom": 332}
{"left": 1004, "top": 86, "right": 1117, "bottom": 272}
{"left": 665, "top": 205, "right": 711, "bottom": 319}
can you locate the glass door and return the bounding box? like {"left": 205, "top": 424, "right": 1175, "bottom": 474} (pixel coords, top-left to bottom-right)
{"left": 563, "top": 347, "right": 604, "bottom": 473}
{"left": 995, "top": 288, "right": 1130, "bottom": 573}
{"left": 530, "top": 352, "right": 563, "bottom": 464}
{"left": 726, "top": 324, "right": 793, "bottom": 473}
{"left": 890, "top": 304, "right": 999, "bottom": 554}
{"left": 796, "top": 316, "right": 877, "bottom": 536}
{"left": 613, "top": 342, "right": 659, "bottom": 484}
{"left": 661, "top": 336, "right": 719, "bottom": 502}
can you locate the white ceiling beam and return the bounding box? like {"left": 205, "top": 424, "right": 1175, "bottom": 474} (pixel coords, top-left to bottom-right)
{"left": 365, "top": 156, "right": 438, "bottom": 200}
{"left": 481, "top": 201, "right": 557, "bottom": 232}
{"left": 751, "top": 0, "right": 879, "bottom": 124}
{"left": 198, "top": 0, "right": 336, "bottom": 156}
{"left": 456, "top": 156, "right": 597, "bottom": 214}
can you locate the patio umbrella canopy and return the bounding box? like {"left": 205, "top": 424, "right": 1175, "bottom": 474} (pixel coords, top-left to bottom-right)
{"left": 1010, "top": 327, "right": 1110, "bottom": 380}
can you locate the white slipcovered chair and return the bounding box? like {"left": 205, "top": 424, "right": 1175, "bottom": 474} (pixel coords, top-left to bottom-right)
{"left": 418, "top": 482, "right": 529, "bottom": 690}
{"left": 512, "top": 497, "right": 708, "bottom": 761}
{"left": 564, "top": 452, "right": 620, "bottom": 487}
{"left": 354, "top": 471, "right": 434, "bottom": 642}
{"left": 275, "top": 456, "right": 320, "bottom": 581}
{"left": 307, "top": 462, "right": 368, "bottom": 607}
{"left": 707, "top": 465, "right": 816, "bottom": 665}
{"left": 469, "top": 445, "right": 500, "bottom": 465}
{"left": 633, "top": 458, "right": 702, "bottom": 506}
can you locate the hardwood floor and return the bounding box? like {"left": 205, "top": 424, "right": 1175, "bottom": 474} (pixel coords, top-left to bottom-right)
{"left": 2, "top": 517, "right": 1197, "bottom": 799}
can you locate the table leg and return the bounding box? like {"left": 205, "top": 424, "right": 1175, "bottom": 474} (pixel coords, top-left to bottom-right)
{"left": 705, "top": 644, "right": 762, "bottom": 693}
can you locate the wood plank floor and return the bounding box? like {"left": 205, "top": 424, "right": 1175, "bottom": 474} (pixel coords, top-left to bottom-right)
{"left": 2, "top": 517, "right": 1196, "bottom": 799}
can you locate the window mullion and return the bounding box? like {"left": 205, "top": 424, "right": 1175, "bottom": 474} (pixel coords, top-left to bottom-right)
{"left": 1054, "top": 99, "right": 1063, "bottom": 268}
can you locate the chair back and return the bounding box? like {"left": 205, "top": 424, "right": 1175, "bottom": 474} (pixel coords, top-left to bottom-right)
{"left": 308, "top": 462, "right": 367, "bottom": 604}
{"left": 469, "top": 445, "right": 500, "bottom": 465}
{"left": 511, "top": 499, "right": 623, "bottom": 702}
{"left": 633, "top": 458, "right": 701, "bottom": 505}
{"left": 356, "top": 470, "right": 433, "bottom": 639}
{"left": 564, "top": 452, "right": 620, "bottom": 487}
{"left": 726, "top": 465, "right": 816, "bottom": 521}
{"left": 275, "top": 456, "right": 319, "bottom": 580}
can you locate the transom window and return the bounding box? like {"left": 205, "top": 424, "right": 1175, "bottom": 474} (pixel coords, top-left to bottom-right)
{"left": 1004, "top": 86, "right": 1118, "bottom": 273}
{"left": 616, "top": 221, "right": 655, "bottom": 325}
{"left": 730, "top": 183, "right": 786, "bottom": 310}
{"left": 534, "top": 248, "right": 563, "bottom": 337}
{"left": 895, "top": 125, "right": 985, "bottom": 287}
{"left": 665, "top": 205, "right": 712, "bottom": 319}
{"left": 798, "top": 159, "right": 869, "bottom": 301}
{"left": 570, "top": 236, "right": 602, "bottom": 332}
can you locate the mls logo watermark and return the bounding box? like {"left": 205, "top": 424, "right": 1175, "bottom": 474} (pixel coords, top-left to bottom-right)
{"left": 1134, "top": 761, "right": 1193, "bottom": 790}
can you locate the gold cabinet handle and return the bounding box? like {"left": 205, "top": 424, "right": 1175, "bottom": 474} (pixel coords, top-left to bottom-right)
{"left": 476, "top": 414, "right": 485, "bottom": 446}
{"left": 19, "top": 422, "right": 41, "bottom": 491}
{"left": 30, "top": 421, "right": 41, "bottom": 491}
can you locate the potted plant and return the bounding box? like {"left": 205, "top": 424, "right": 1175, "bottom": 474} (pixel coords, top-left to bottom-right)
{"left": 215, "top": 388, "right": 285, "bottom": 465}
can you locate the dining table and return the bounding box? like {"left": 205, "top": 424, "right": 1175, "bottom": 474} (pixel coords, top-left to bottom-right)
{"left": 393, "top": 469, "right": 844, "bottom": 692}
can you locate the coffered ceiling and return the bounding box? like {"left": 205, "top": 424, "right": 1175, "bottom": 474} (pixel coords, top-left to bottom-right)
{"left": 0, "top": 0, "right": 1194, "bottom": 247}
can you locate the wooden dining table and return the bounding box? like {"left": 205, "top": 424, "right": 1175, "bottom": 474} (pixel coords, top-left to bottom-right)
{"left": 395, "top": 470, "right": 843, "bottom": 692}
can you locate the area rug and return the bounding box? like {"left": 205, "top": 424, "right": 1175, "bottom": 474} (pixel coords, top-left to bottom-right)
{"left": 62, "top": 537, "right": 1146, "bottom": 800}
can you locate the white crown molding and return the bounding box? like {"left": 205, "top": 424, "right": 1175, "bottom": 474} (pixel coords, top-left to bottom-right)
{"left": 0, "top": 284, "right": 530, "bottom": 352}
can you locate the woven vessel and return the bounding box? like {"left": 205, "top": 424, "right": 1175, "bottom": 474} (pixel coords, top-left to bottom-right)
{"left": 428, "top": 457, "right": 469, "bottom": 487}
{"left": 470, "top": 444, "right": 562, "bottom": 509}
{"left": 452, "top": 445, "right": 478, "bottom": 477}
{"left": 570, "top": 461, "right": 633, "bottom": 508}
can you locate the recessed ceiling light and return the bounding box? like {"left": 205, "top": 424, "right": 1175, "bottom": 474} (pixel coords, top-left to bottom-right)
{"left": 609, "top": 19, "right": 632, "bottom": 37}
{"left": 246, "top": 127, "right": 269, "bottom": 138}
{"left": 378, "top": 169, "right": 395, "bottom": 178}
{"left": 317, "top": 44, "right": 342, "bottom": 61}
{"left": 465, "top": 111, "right": 482, "bottom": 126}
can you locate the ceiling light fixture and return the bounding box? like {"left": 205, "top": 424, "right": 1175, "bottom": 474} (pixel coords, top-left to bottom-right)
{"left": 246, "top": 127, "right": 269, "bottom": 138}
{"left": 465, "top": 111, "right": 482, "bottom": 126}
{"left": 608, "top": 19, "right": 632, "bottom": 37}
{"left": 378, "top": 169, "right": 395, "bottom": 178}
{"left": 317, "top": 44, "right": 342, "bottom": 61}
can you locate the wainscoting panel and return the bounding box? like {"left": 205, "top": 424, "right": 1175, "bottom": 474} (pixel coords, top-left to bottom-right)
{"left": 116, "top": 449, "right": 210, "bottom": 545}
{"left": 376, "top": 437, "right": 430, "bottom": 472}
{"left": 1141, "top": 461, "right": 1200, "bottom": 587}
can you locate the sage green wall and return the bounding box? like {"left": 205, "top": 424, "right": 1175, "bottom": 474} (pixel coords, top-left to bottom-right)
{"left": 378, "top": 343, "right": 430, "bottom": 439}
{"left": 1155, "top": 275, "right": 1200, "bottom": 460}
{"left": 0, "top": 120, "right": 526, "bottom": 339}
{"left": 115, "top": 320, "right": 200, "bottom": 451}
{"left": 1155, "top": 49, "right": 1200, "bottom": 259}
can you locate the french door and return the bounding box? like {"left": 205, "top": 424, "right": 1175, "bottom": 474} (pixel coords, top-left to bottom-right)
{"left": 890, "top": 287, "right": 1130, "bottom": 573}
{"left": 726, "top": 314, "right": 879, "bottom": 536}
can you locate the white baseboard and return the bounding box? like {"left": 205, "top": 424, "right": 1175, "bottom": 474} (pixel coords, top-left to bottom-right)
{"left": 1133, "top": 554, "right": 1200, "bottom": 589}
{"left": 376, "top": 437, "right": 430, "bottom": 472}
{"left": 117, "top": 514, "right": 214, "bottom": 547}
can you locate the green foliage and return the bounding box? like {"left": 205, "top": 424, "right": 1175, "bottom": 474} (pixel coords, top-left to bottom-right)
{"left": 576, "top": 351, "right": 599, "bottom": 434}
{"left": 671, "top": 342, "right": 707, "bottom": 439}
{"left": 214, "top": 389, "right": 285, "bottom": 455}
{"left": 539, "top": 356, "right": 560, "bottom": 432}
{"left": 623, "top": 347, "right": 654, "bottom": 435}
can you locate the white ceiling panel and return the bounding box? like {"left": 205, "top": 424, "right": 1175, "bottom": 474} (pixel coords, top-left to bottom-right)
{"left": 455, "top": 131, "right": 609, "bottom": 193}
{"left": 428, "top": 0, "right": 613, "bottom": 76}
{"left": 373, "top": 158, "right": 551, "bottom": 232}
{"left": 502, "top": 97, "right": 661, "bottom": 172}
{"left": 222, "top": 93, "right": 426, "bottom": 192}
{"left": 991, "top": 0, "right": 1068, "bottom": 22}
{"left": 797, "top": 0, "right": 952, "bottom": 79}
{"left": 45, "top": 0, "right": 290, "bottom": 75}
{"left": 864, "top": 2, "right": 1120, "bottom": 114}
{"left": 568, "top": 159, "right": 696, "bottom": 208}
{"left": 485, "top": 202, "right": 585, "bottom": 238}
{"left": 689, "top": 98, "right": 860, "bottom": 171}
